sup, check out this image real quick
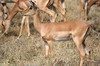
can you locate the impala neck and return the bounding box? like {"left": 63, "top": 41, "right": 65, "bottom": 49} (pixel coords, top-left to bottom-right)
{"left": 33, "top": 11, "right": 42, "bottom": 32}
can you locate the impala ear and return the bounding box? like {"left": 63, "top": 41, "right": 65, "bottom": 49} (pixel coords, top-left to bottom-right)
{"left": 36, "top": 9, "right": 41, "bottom": 15}
{"left": 36, "top": 9, "right": 39, "bottom": 15}
{"left": 35, "top": 9, "right": 41, "bottom": 19}
{"left": 36, "top": 9, "right": 41, "bottom": 13}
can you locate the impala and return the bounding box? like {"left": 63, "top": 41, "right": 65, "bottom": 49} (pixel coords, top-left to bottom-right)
{"left": 80, "top": 0, "right": 100, "bottom": 20}
{"left": 33, "top": 10, "right": 90, "bottom": 66}
{"left": 0, "top": 1, "right": 10, "bottom": 32}
{"left": 0, "top": 0, "right": 36, "bottom": 37}
{"left": 31, "top": 0, "right": 66, "bottom": 22}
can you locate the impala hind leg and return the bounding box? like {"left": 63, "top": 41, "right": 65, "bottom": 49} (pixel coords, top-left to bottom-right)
{"left": 72, "top": 36, "right": 87, "bottom": 66}
{"left": 2, "top": 3, "right": 18, "bottom": 34}
{"left": 80, "top": 5, "right": 84, "bottom": 19}
{"left": 1, "top": 3, "right": 9, "bottom": 34}
{"left": 39, "top": 6, "right": 57, "bottom": 22}
{"left": 61, "top": 1, "right": 66, "bottom": 21}
{"left": 53, "top": 0, "right": 66, "bottom": 21}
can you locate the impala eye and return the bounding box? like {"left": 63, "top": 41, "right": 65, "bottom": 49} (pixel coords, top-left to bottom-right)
{"left": 29, "top": 6, "right": 32, "bottom": 10}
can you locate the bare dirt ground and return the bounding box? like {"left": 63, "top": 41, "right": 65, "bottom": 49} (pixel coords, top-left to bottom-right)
{"left": 0, "top": 0, "right": 100, "bottom": 66}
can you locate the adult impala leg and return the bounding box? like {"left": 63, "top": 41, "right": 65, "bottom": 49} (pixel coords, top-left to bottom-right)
{"left": 45, "top": 44, "right": 49, "bottom": 58}
{"left": 44, "top": 40, "right": 53, "bottom": 58}
{"left": 39, "top": 6, "right": 57, "bottom": 22}
{"left": 42, "top": 37, "right": 53, "bottom": 57}
{"left": 3, "top": 3, "right": 19, "bottom": 34}
{"left": 3, "top": 19, "right": 11, "bottom": 34}
{"left": 80, "top": 0, "right": 86, "bottom": 19}
{"left": 72, "top": 36, "right": 86, "bottom": 66}
{"left": 1, "top": 3, "right": 9, "bottom": 33}
{"left": 1, "top": 3, "right": 9, "bottom": 20}
{"left": 43, "top": 38, "right": 49, "bottom": 57}
{"left": 47, "top": 40, "right": 53, "bottom": 57}
{"left": 53, "top": 0, "right": 66, "bottom": 21}
{"left": 60, "top": 0, "right": 66, "bottom": 21}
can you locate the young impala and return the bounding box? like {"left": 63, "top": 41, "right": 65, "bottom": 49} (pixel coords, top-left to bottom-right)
{"left": 80, "top": 0, "right": 100, "bottom": 20}
{"left": 18, "top": 7, "right": 37, "bottom": 38}
{"left": 33, "top": 9, "right": 90, "bottom": 66}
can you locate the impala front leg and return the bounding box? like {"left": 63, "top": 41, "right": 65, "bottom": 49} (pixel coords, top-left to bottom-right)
{"left": 3, "top": 19, "right": 11, "bottom": 34}
{"left": 47, "top": 40, "right": 53, "bottom": 57}
{"left": 45, "top": 44, "right": 49, "bottom": 58}
{"left": 25, "top": 16, "right": 30, "bottom": 37}
{"left": 42, "top": 37, "right": 53, "bottom": 58}
{"left": 18, "top": 16, "right": 26, "bottom": 38}
{"left": 42, "top": 37, "right": 49, "bottom": 58}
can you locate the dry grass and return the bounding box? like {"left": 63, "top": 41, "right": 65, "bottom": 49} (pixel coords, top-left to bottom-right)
{"left": 0, "top": 0, "right": 100, "bottom": 66}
